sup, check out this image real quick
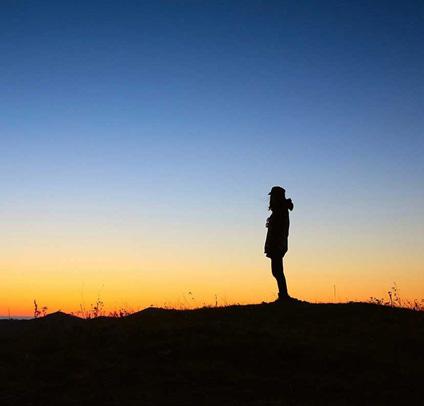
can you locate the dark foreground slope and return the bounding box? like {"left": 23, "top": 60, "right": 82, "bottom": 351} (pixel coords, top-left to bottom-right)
{"left": 0, "top": 302, "right": 423, "bottom": 406}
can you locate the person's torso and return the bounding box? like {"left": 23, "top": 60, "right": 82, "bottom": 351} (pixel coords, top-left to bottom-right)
{"left": 268, "top": 210, "right": 290, "bottom": 237}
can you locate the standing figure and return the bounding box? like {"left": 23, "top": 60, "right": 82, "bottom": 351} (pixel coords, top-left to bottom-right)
{"left": 264, "top": 186, "right": 294, "bottom": 302}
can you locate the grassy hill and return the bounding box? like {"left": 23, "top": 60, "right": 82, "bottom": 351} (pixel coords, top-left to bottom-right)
{"left": 0, "top": 302, "right": 423, "bottom": 405}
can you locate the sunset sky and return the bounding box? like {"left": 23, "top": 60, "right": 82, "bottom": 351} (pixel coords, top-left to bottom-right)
{"left": 1, "top": 1, "right": 423, "bottom": 316}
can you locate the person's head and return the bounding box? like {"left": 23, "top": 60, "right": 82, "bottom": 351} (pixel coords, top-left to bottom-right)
{"left": 268, "top": 186, "right": 286, "bottom": 211}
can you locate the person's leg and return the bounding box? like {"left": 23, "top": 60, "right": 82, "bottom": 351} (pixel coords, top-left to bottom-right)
{"left": 278, "top": 257, "right": 289, "bottom": 299}
{"left": 280, "top": 240, "right": 289, "bottom": 298}
{"left": 271, "top": 255, "right": 288, "bottom": 299}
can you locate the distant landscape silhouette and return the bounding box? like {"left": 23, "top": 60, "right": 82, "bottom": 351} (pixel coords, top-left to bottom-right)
{"left": 265, "top": 186, "right": 295, "bottom": 302}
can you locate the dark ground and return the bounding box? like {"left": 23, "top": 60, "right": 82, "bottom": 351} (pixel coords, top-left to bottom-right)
{"left": 0, "top": 302, "right": 423, "bottom": 405}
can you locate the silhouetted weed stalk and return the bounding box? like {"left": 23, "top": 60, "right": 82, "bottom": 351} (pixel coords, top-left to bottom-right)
{"left": 368, "top": 283, "right": 424, "bottom": 311}
{"left": 161, "top": 292, "right": 233, "bottom": 310}
{"left": 33, "top": 299, "right": 48, "bottom": 318}
{"left": 70, "top": 296, "right": 135, "bottom": 319}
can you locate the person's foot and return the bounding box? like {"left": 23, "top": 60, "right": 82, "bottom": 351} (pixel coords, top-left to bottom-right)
{"left": 278, "top": 293, "right": 289, "bottom": 301}
{"left": 276, "top": 294, "right": 305, "bottom": 304}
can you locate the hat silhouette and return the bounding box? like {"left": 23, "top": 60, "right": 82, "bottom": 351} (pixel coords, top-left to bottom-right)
{"left": 268, "top": 186, "right": 286, "bottom": 195}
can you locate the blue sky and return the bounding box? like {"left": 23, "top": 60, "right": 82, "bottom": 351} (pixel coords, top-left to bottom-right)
{"left": 1, "top": 1, "right": 423, "bottom": 311}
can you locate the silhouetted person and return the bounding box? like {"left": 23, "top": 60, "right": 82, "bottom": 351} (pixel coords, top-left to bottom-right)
{"left": 264, "top": 186, "right": 294, "bottom": 302}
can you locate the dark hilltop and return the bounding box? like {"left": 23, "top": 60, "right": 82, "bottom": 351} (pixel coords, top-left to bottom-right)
{"left": 1, "top": 301, "right": 423, "bottom": 405}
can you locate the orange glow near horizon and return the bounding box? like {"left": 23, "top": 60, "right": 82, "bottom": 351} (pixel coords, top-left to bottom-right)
{"left": 2, "top": 224, "right": 423, "bottom": 317}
